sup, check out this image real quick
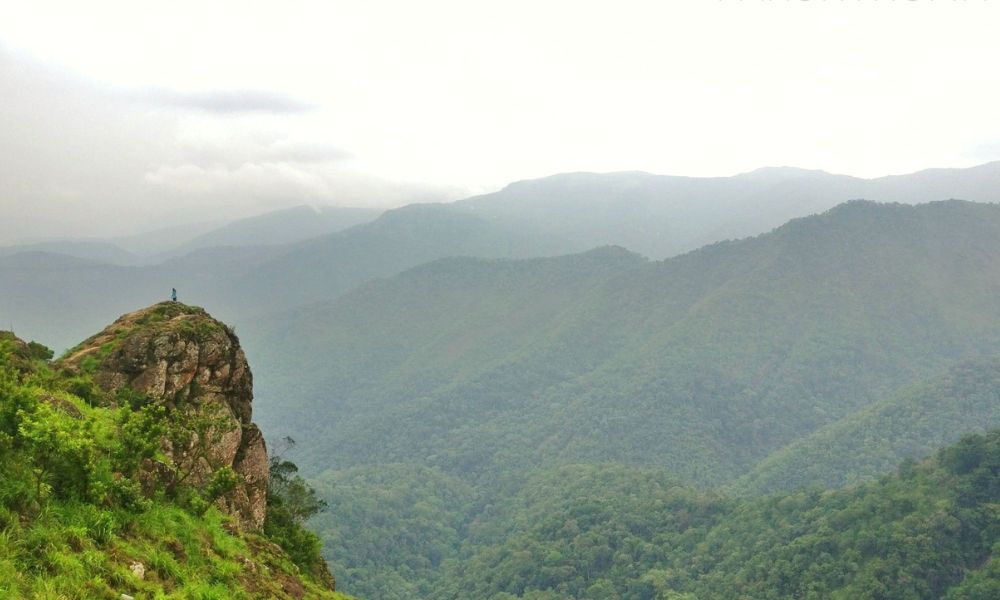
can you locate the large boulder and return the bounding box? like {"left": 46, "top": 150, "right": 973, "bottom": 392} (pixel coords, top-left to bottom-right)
{"left": 59, "top": 302, "right": 268, "bottom": 530}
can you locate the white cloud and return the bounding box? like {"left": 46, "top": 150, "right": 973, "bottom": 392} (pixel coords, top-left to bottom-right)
{"left": 0, "top": 46, "right": 463, "bottom": 243}
{"left": 144, "top": 163, "right": 332, "bottom": 198}
{"left": 2, "top": 1, "right": 1000, "bottom": 241}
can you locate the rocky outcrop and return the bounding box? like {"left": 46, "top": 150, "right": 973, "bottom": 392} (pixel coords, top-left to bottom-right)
{"left": 59, "top": 302, "right": 268, "bottom": 530}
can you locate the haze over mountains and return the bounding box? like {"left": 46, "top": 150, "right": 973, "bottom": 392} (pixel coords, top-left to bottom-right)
{"left": 0, "top": 204, "right": 383, "bottom": 264}
{"left": 154, "top": 205, "right": 383, "bottom": 260}
{"left": 8, "top": 161, "right": 1000, "bottom": 598}
{"left": 247, "top": 200, "right": 1000, "bottom": 484}
{"left": 4, "top": 161, "right": 1000, "bottom": 351}
{"left": 455, "top": 161, "right": 1000, "bottom": 258}
{"left": 243, "top": 197, "right": 1000, "bottom": 598}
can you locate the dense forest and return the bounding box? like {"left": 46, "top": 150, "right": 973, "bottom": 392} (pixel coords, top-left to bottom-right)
{"left": 310, "top": 430, "right": 1000, "bottom": 599}
{"left": 248, "top": 201, "right": 1000, "bottom": 485}
{"left": 7, "top": 199, "right": 1000, "bottom": 598}
{"left": 236, "top": 200, "right": 1000, "bottom": 597}
{"left": 449, "top": 430, "right": 1000, "bottom": 600}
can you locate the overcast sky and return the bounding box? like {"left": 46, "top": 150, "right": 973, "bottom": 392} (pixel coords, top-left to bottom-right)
{"left": 2, "top": 0, "right": 1000, "bottom": 243}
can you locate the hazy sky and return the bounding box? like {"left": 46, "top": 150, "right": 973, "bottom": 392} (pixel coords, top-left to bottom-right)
{"left": 2, "top": 0, "right": 1000, "bottom": 242}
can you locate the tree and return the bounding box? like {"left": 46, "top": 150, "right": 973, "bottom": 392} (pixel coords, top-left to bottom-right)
{"left": 264, "top": 437, "right": 330, "bottom": 578}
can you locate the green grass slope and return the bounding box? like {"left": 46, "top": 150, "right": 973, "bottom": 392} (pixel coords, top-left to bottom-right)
{"left": 0, "top": 329, "right": 353, "bottom": 600}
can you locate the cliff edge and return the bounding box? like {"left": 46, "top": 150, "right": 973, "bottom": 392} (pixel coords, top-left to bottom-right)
{"left": 59, "top": 302, "right": 268, "bottom": 531}
{"left": 0, "top": 304, "right": 347, "bottom": 599}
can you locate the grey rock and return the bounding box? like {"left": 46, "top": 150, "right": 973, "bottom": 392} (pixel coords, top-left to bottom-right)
{"left": 60, "top": 302, "right": 269, "bottom": 530}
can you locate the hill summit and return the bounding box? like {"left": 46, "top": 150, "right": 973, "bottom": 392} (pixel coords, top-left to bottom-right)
{"left": 60, "top": 302, "right": 268, "bottom": 531}
{"left": 0, "top": 303, "right": 349, "bottom": 599}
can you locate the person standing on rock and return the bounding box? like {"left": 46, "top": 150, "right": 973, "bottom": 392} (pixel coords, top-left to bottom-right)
{"left": 171, "top": 288, "right": 177, "bottom": 302}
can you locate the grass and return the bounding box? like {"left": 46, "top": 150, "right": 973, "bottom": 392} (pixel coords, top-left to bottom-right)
{"left": 0, "top": 502, "right": 354, "bottom": 599}
{"left": 2, "top": 329, "right": 355, "bottom": 600}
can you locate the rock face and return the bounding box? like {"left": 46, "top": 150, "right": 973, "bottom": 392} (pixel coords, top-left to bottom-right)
{"left": 59, "top": 302, "right": 268, "bottom": 530}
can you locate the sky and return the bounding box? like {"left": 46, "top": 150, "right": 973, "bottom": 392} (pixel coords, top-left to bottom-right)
{"left": 2, "top": 0, "right": 1000, "bottom": 243}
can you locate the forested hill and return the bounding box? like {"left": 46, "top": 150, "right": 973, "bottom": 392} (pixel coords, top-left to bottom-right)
{"left": 731, "top": 358, "right": 1000, "bottom": 494}
{"left": 441, "top": 429, "right": 1000, "bottom": 599}
{"left": 307, "top": 366, "right": 1000, "bottom": 600}
{"left": 247, "top": 199, "right": 1000, "bottom": 488}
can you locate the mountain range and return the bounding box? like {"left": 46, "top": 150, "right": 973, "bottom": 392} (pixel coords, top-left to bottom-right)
{"left": 245, "top": 200, "right": 1000, "bottom": 489}
{"left": 5, "top": 161, "right": 1000, "bottom": 351}
{"left": 7, "top": 163, "right": 1000, "bottom": 597}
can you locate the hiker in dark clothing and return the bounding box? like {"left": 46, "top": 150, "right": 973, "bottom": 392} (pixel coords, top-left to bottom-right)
{"left": 171, "top": 288, "right": 177, "bottom": 302}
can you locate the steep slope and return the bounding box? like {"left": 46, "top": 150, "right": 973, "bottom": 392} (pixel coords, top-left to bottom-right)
{"left": 731, "top": 358, "right": 1000, "bottom": 494}
{"left": 58, "top": 303, "right": 269, "bottom": 531}
{"left": 0, "top": 305, "right": 348, "bottom": 599}
{"left": 246, "top": 200, "right": 1000, "bottom": 489}
{"left": 245, "top": 246, "right": 648, "bottom": 461}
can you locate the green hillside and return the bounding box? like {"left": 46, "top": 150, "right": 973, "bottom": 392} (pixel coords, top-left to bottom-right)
{"left": 234, "top": 199, "right": 1000, "bottom": 596}
{"left": 9, "top": 197, "right": 1000, "bottom": 599}
{"left": 307, "top": 427, "right": 1000, "bottom": 599}
{"left": 309, "top": 465, "right": 476, "bottom": 600}
{"left": 443, "top": 429, "right": 1000, "bottom": 599}
{"left": 0, "top": 316, "right": 351, "bottom": 599}
{"left": 8, "top": 161, "right": 1000, "bottom": 354}
{"left": 731, "top": 358, "right": 1000, "bottom": 494}
{"left": 247, "top": 200, "right": 1000, "bottom": 487}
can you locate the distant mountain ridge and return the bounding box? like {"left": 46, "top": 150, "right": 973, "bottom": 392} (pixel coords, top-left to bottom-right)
{"left": 1, "top": 204, "right": 382, "bottom": 264}
{"left": 5, "top": 161, "right": 1000, "bottom": 353}
{"left": 454, "top": 160, "right": 1000, "bottom": 258}
{"left": 245, "top": 200, "right": 1000, "bottom": 490}
{"left": 0, "top": 240, "right": 140, "bottom": 265}
{"left": 156, "top": 205, "right": 383, "bottom": 259}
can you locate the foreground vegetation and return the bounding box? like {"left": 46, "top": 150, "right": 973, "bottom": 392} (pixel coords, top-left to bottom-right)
{"left": 0, "top": 330, "right": 349, "bottom": 599}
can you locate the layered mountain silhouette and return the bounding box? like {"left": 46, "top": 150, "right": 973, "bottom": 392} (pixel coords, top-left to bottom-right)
{"left": 8, "top": 164, "right": 1000, "bottom": 599}
{"left": 245, "top": 200, "right": 1000, "bottom": 490}
{"left": 5, "top": 162, "right": 1000, "bottom": 351}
